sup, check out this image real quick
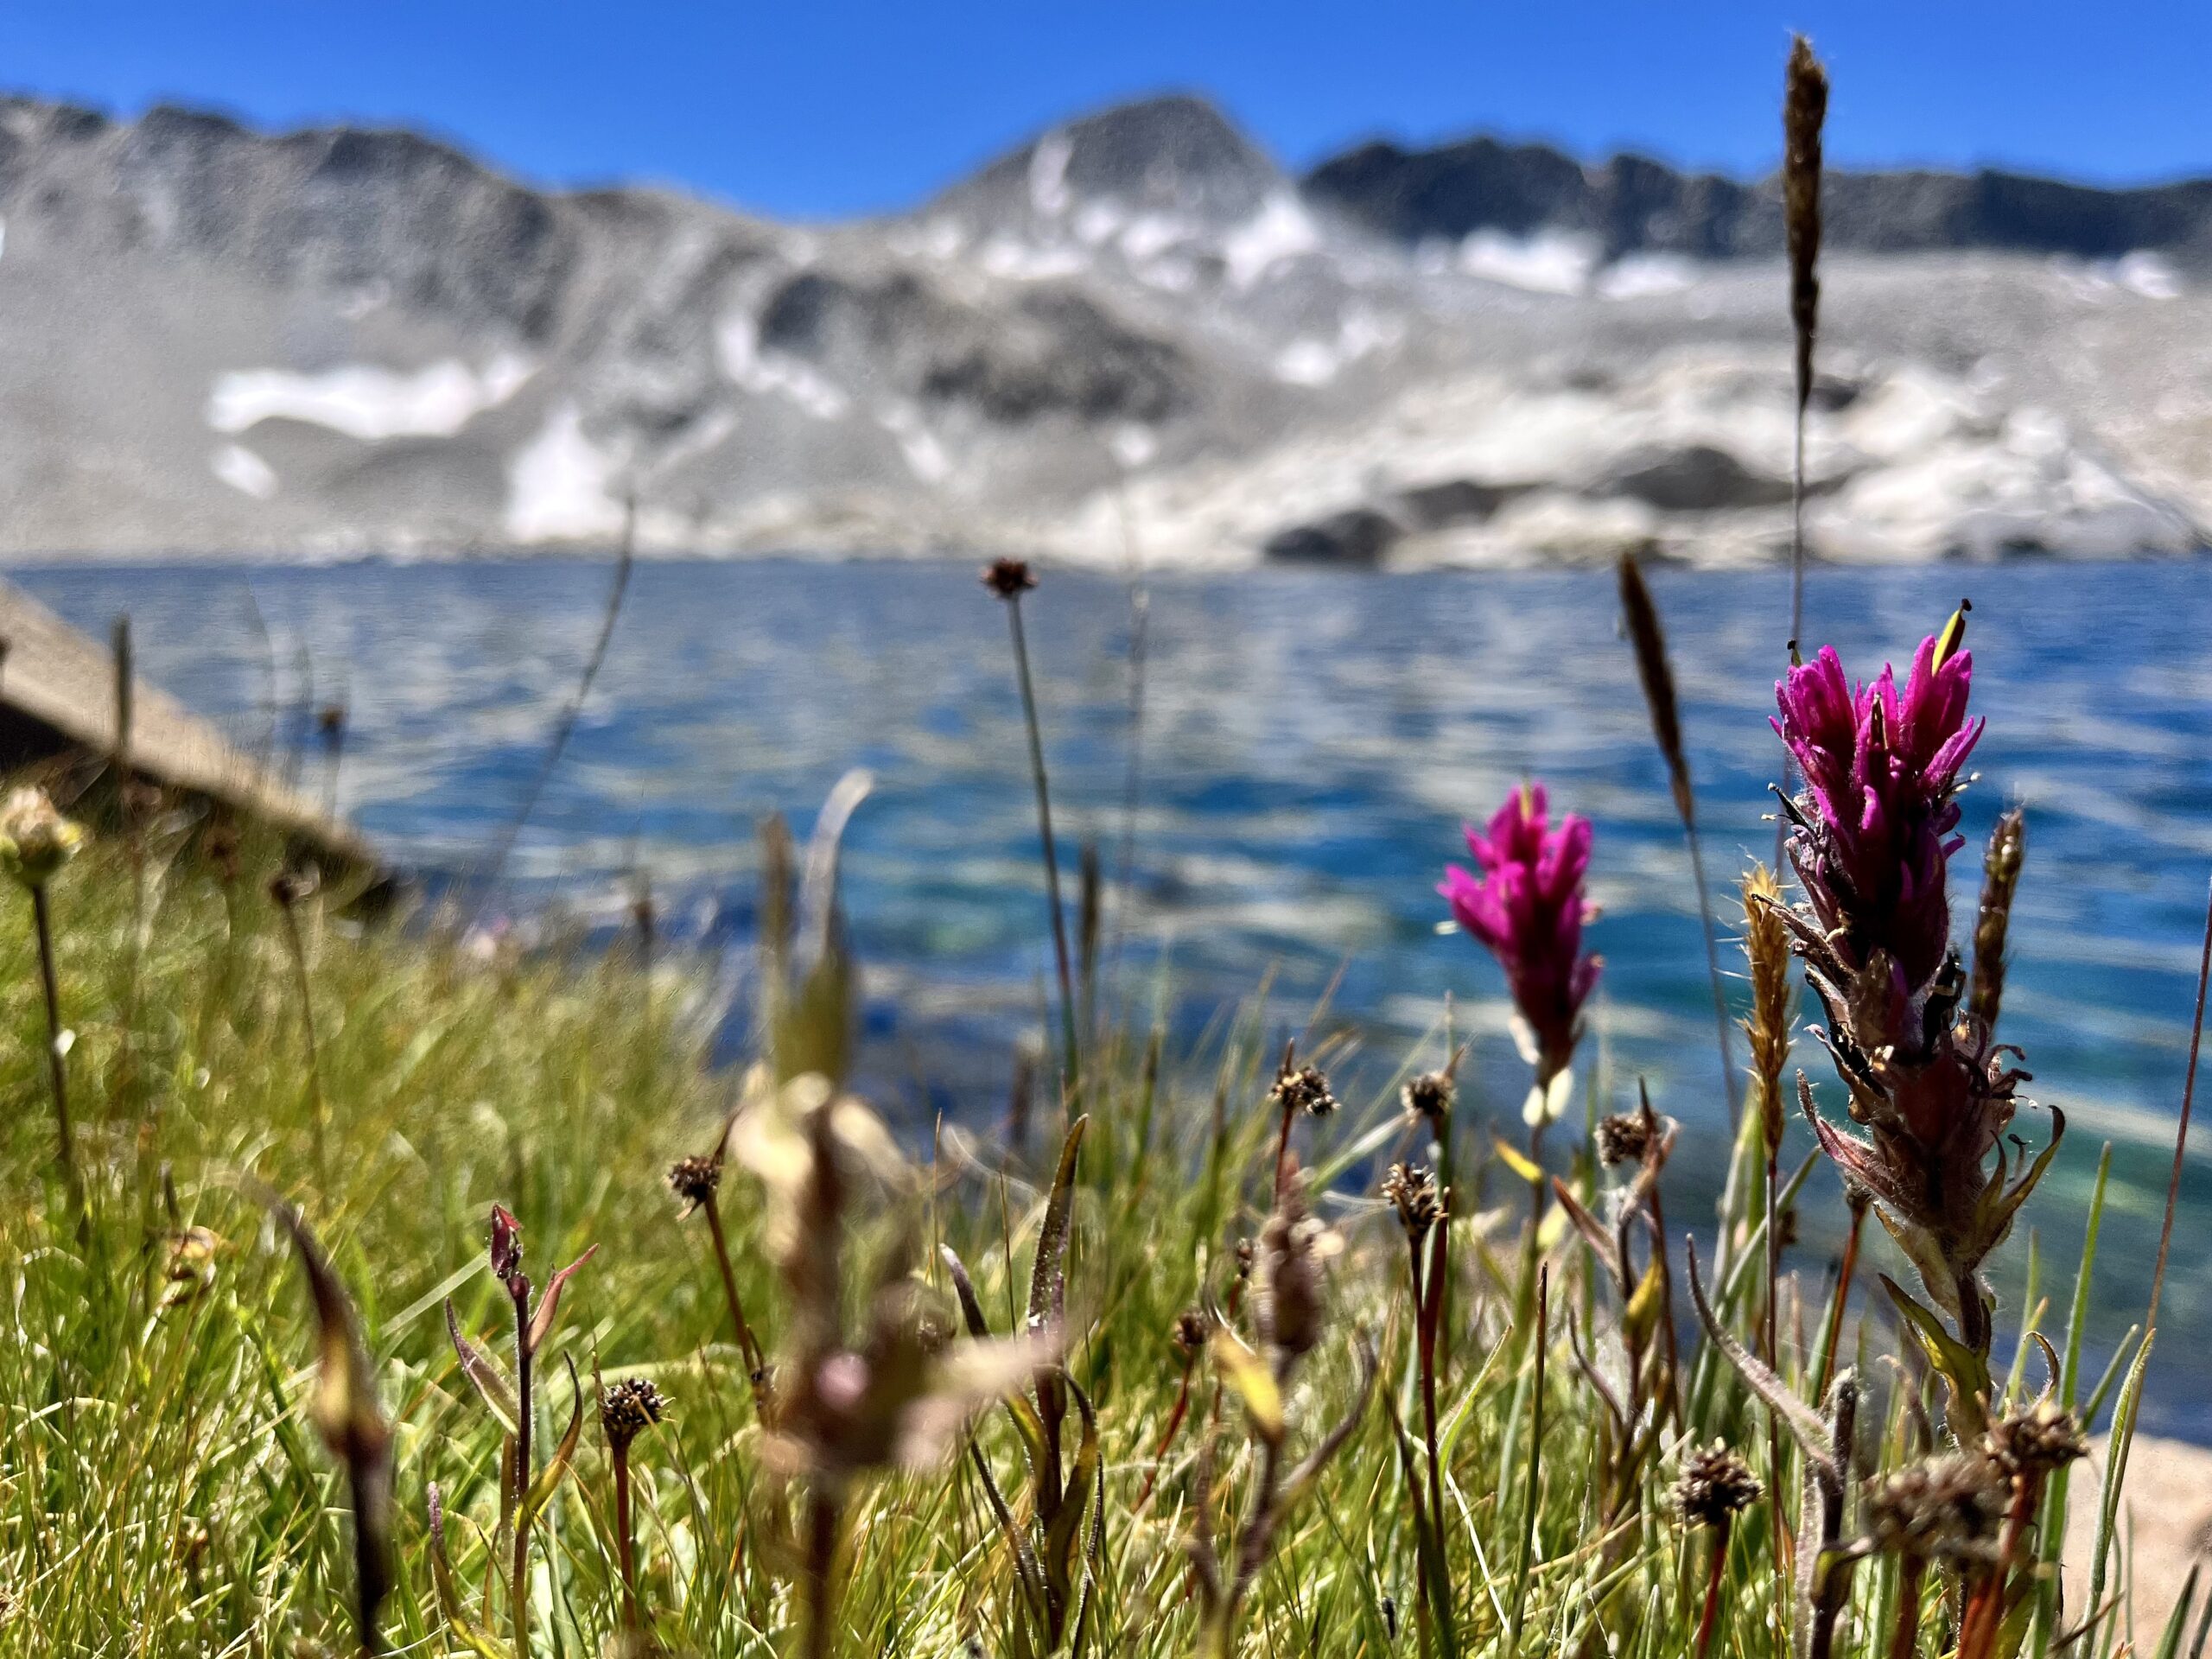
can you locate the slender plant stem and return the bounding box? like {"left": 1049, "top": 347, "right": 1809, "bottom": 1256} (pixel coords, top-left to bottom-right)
{"left": 470, "top": 535, "right": 633, "bottom": 925}
{"left": 114, "top": 616, "right": 149, "bottom": 1109}
{"left": 1790, "top": 421, "right": 1808, "bottom": 664}
{"left": 1135, "top": 1359, "right": 1196, "bottom": 1509}
{"left": 276, "top": 896, "right": 327, "bottom": 1186}
{"left": 511, "top": 1286, "right": 534, "bottom": 1652}
{"left": 1683, "top": 817, "right": 1743, "bottom": 1128}
{"left": 29, "top": 885, "right": 84, "bottom": 1221}
{"left": 1005, "top": 596, "right": 1080, "bottom": 1090}
{"left": 1110, "top": 575, "right": 1148, "bottom": 978}
{"left": 702, "top": 1199, "right": 770, "bottom": 1414}
{"left": 1777, "top": 413, "right": 1808, "bottom": 873}
{"left": 613, "top": 1445, "right": 639, "bottom": 1632}
{"left": 1507, "top": 1265, "right": 1548, "bottom": 1651}
{"left": 348, "top": 1459, "right": 385, "bottom": 1656}
{"left": 1764, "top": 1144, "right": 1786, "bottom": 1592}
{"left": 1814, "top": 1195, "right": 1867, "bottom": 1402}
{"left": 1412, "top": 1228, "right": 1456, "bottom": 1656}
{"left": 1887, "top": 1555, "right": 1924, "bottom": 1659}
{"left": 803, "top": 1487, "right": 843, "bottom": 1659}
{"left": 1646, "top": 1192, "right": 1684, "bottom": 1429}
{"left": 1694, "top": 1516, "right": 1732, "bottom": 1659}
{"left": 2147, "top": 874, "right": 2212, "bottom": 1332}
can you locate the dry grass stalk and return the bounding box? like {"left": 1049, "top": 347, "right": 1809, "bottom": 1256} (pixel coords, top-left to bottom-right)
{"left": 984, "top": 557, "right": 1081, "bottom": 1091}
{"left": 1619, "top": 555, "right": 1740, "bottom": 1124}
{"left": 269, "top": 866, "right": 328, "bottom": 1184}
{"left": 1967, "top": 809, "right": 2026, "bottom": 1033}
{"left": 469, "top": 512, "right": 634, "bottom": 922}
{"left": 1741, "top": 866, "right": 1795, "bottom": 1154}
{"left": 1783, "top": 35, "right": 1828, "bottom": 640}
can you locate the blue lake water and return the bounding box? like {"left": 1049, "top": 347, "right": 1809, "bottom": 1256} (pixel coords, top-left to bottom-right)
{"left": 11, "top": 556, "right": 2211, "bottom": 1434}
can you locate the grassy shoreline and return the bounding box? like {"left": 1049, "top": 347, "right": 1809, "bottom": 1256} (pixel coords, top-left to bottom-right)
{"left": 0, "top": 753, "right": 2182, "bottom": 1658}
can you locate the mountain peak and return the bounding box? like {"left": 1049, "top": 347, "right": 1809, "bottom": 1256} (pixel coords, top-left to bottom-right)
{"left": 935, "top": 92, "right": 1282, "bottom": 228}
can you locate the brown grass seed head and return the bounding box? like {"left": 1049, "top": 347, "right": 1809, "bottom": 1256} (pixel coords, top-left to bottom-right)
{"left": 601, "top": 1377, "right": 668, "bottom": 1454}
{"left": 1380, "top": 1161, "right": 1443, "bottom": 1241}
{"left": 1402, "top": 1070, "right": 1455, "bottom": 1128}
{"left": 1172, "top": 1307, "right": 1208, "bottom": 1357}
{"left": 1673, "top": 1442, "right": 1763, "bottom": 1529}
{"left": 1864, "top": 1453, "right": 2008, "bottom": 1565}
{"left": 1270, "top": 1062, "right": 1338, "bottom": 1117}
{"left": 1596, "top": 1112, "right": 1653, "bottom": 1168}
{"left": 980, "top": 557, "right": 1038, "bottom": 600}
{"left": 666, "top": 1154, "right": 721, "bottom": 1217}
{"left": 1983, "top": 1397, "right": 2088, "bottom": 1480}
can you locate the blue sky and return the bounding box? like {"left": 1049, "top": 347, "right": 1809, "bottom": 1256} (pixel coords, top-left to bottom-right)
{"left": 3, "top": 3, "right": 2208, "bottom": 219}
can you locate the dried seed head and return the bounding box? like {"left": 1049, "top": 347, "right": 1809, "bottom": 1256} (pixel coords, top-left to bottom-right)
{"left": 1740, "top": 864, "right": 1795, "bottom": 1154}
{"left": 1673, "top": 1442, "right": 1763, "bottom": 1529}
{"left": 1784, "top": 35, "right": 1828, "bottom": 411}
{"left": 1984, "top": 1397, "right": 2088, "bottom": 1480}
{"left": 1596, "top": 1112, "right": 1653, "bottom": 1168}
{"left": 1233, "top": 1238, "right": 1255, "bottom": 1281}
{"left": 1380, "top": 1161, "right": 1444, "bottom": 1242}
{"left": 1251, "top": 1180, "right": 1332, "bottom": 1363}
{"left": 1865, "top": 1453, "right": 2008, "bottom": 1565}
{"left": 0, "top": 787, "right": 83, "bottom": 889}
{"left": 980, "top": 557, "right": 1038, "bottom": 600}
{"left": 1172, "top": 1307, "right": 1208, "bottom": 1357}
{"left": 1618, "top": 556, "right": 1693, "bottom": 826}
{"left": 601, "top": 1377, "right": 667, "bottom": 1454}
{"left": 1968, "top": 808, "right": 2026, "bottom": 1033}
{"left": 1402, "top": 1071, "right": 1455, "bottom": 1127}
{"left": 1270, "top": 1062, "right": 1338, "bottom": 1119}
{"left": 665, "top": 1154, "right": 722, "bottom": 1217}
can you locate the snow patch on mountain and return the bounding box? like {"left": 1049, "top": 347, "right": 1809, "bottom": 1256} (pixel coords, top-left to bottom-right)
{"left": 715, "top": 313, "right": 850, "bottom": 420}
{"left": 212, "top": 444, "right": 276, "bottom": 499}
{"left": 1222, "top": 193, "right": 1324, "bottom": 289}
{"left": 207, "top": 355, "right": 533, "bottom": 441}
{"left": 505, "top": 404, "right": 626, "bottom": 542}
{"left": 1452, "top": 230, "right": 1599, "bottom": 295}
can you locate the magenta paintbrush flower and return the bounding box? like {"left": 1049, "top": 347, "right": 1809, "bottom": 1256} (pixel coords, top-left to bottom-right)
{"left": 1769, "top": 607, "right": 2058, "bottom": 1404}
{"left": 1441, "top": 784, "right": 1601, "bottom": 1094}
{"left": 1772, "top": 631, "right": 1983, "bottom": 991}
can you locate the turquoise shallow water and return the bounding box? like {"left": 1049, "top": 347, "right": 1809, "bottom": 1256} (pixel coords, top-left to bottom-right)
{"left": 12, "top": 556, "right": 2212, "bottom": 1433}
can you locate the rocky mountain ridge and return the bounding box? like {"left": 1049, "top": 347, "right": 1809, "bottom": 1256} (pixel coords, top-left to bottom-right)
{"left": 0, "top": 89, "right": 2205, "bottom": 564}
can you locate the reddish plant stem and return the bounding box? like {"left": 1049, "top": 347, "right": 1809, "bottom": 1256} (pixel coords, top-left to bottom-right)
{"left": 510, "top": 1281, "right": 534, "bottom": 1651}
{"left": 1694, "top": 1515, "right": 1732, "bottom": 1659}
{"left": 1135, "top": 1361, "right": 1197, "bottom": 1509}
{"left": 1815, "top": 1195, "right": 1868, "bottom": 1402}
{"left": 1957, "top": 1474, "right": 2044, "bottom": 1659}
{"left": 613, "top": 1444, "right": 640, "bottom": 1631}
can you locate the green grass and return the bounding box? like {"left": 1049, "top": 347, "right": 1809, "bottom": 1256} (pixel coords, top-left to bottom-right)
{"left": 0, "top": 823, "right": 2163, "bottom": 1659}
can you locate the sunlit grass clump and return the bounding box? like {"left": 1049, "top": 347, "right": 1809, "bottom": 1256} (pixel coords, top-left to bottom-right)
{"left": 0, "top": 582, "right": 2185, "bottom": 1659}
